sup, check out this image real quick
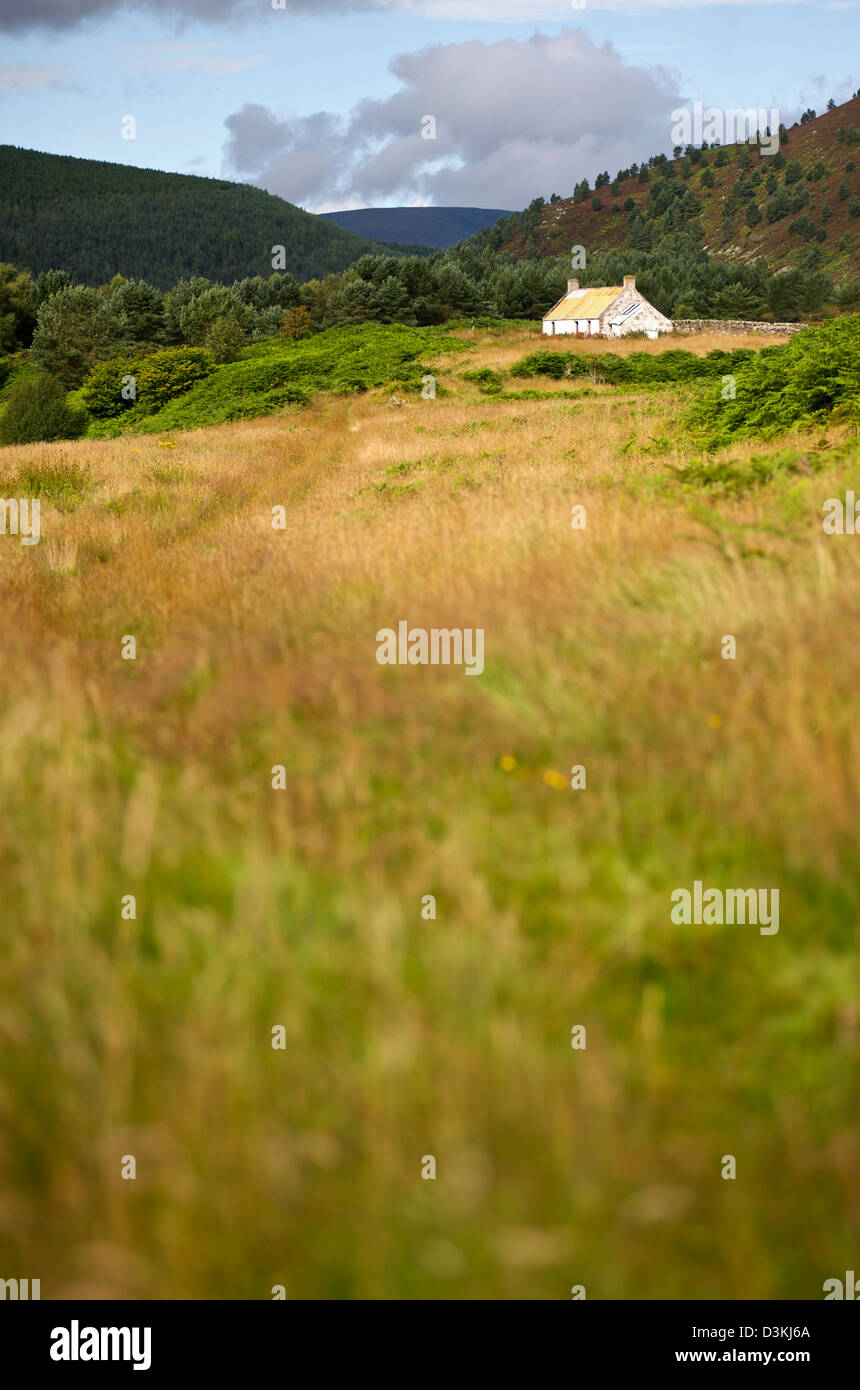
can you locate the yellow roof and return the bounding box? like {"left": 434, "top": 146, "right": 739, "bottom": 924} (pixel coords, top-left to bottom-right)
{"left": 544, "top": 286, "right": 623, "bottom": 321}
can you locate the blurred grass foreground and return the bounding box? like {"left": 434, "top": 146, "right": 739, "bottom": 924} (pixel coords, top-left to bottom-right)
{"left": 0, "top": 321, "right": 857, "bottom": 1299}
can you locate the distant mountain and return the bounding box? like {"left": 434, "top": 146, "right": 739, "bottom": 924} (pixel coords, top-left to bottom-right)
{"left": 0, "top": 146, "right": 428, "bottom": 289}
{"left": 464, "top": 95, "right": 860, "bottom": 279}
{"left": 320, "top": 206, "right": 513, "bottom": 249}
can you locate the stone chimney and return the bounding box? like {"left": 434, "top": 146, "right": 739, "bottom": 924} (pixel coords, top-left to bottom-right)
{"left": 568, "top": 278, "right": 579, "bottom": 292}
{"left": 623, "top": 274, "right": 636, "bottom": 291}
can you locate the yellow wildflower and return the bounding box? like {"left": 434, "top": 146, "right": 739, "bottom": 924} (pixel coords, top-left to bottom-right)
{"left": 542, "top": 769, "right": 567, "bottom": 790}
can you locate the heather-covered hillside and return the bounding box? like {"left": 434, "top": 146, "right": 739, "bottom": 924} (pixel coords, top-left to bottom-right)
{"left": 474, "top": 95, "right": 860, "bottom": 282}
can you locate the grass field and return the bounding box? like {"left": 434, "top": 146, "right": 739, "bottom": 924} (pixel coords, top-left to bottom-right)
{"left": 0, "top": 324, "right": 857, "bottom": 1299}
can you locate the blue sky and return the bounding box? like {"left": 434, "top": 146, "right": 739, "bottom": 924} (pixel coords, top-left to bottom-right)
{"left": 0, "top": 2, "right": 856, "bottom": 211}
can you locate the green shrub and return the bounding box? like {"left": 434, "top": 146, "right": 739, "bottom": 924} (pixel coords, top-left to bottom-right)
{"left": 0, "top": 372, "right": 86, "bottom": 445}
{"left": 462, "top": 367, "right": 504, "bottom": 394}
{"left": 684, "top": 315, "right": 860, "bottom": 445}
{"left": 78, "top": 354, "right": 140, "bottom": 418}
{"left": 81, "top": 347, "right": 213, "bottom": 418}
{"left": 136, "top": 347, "right": 213, "bottom": 409}
{"left": 510, "top": 345, "right": 757, "bottom": 387}
{"left": 511, "top": 351, "right": 586, "bottom": 380}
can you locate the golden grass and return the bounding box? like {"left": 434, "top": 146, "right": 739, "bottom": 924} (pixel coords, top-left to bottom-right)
{"left": 0, "top": 329, "right": 857, "bottom": 1299}
{"left": 446, "top": 328, "right": 793, "bottom": 372}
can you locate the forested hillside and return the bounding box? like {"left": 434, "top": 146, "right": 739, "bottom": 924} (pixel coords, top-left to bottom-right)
{"left": 0, "top": 146, "right": 425, "bottom": 289}
{"left": 468, "top": 95, "right": 860, "bottom": 286}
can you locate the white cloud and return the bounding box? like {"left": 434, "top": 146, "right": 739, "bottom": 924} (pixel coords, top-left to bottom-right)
{"left": 222, "top": 28, "right": 684, "bottom": 210}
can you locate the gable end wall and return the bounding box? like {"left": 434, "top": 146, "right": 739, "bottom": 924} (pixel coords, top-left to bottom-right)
{"left": 599, "top": 288, "right": 673, "bottom": 335}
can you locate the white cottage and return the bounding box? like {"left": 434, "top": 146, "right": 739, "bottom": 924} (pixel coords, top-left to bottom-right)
{"left": 542, "top": 275, "right": 673, "bottom": 340}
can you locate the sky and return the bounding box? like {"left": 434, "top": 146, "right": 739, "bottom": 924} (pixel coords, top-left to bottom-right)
{"left": 0, "top": 1, "right": 856, "bottom": 213}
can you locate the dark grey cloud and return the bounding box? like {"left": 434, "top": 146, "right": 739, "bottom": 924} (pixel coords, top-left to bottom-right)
{"left": 222, "top": 29, "right": 684, "bottom": 211}
{"left": 0, "top": 1, "right": 768, "bottom": 34}
{"left": 0, "top": 0, "right": 411, "bottom": 34}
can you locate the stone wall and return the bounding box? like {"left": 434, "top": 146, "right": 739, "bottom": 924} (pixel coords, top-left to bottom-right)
{"left": 672, "top": 319, "right": 806, "bottom": 336}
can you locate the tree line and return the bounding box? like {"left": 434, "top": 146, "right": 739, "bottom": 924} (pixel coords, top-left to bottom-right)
{"left": 0, "top": 233, "right": 851, "bottom": 396}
